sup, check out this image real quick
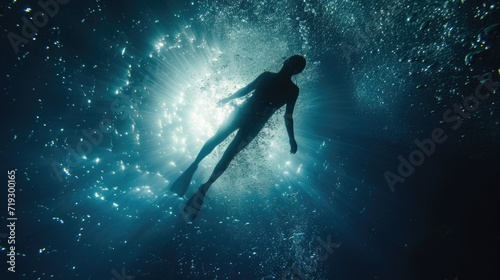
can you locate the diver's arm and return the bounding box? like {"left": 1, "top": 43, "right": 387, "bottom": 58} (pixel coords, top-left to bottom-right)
{"left": 220, "top": 87, "right": 251, "bottom": 103}
{"left": 285, "top": 91, "right": 298, "bottom": 154}
{"left": 219, "top": 73, "right": 265, "bottom": 104}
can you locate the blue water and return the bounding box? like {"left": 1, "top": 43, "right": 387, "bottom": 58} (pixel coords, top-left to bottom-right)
{"left": 1, "top": 0, "right": 499, "bottom": 279}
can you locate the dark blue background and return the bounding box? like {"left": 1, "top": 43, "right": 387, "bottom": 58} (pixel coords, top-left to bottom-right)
{"left": 1, "top": 0, "right": 499, "bottom": 279}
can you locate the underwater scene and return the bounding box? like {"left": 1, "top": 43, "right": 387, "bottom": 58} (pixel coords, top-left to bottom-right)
{"left": 1, "top": 0, "right": 499, "bottom": 279}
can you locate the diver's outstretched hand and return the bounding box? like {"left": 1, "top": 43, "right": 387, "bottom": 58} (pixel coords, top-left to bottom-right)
{"left": 217, "top": 97, "right": 230, "bottom": 107}
{"left": 290, "top": 139, "right": 298, "bottom": 154}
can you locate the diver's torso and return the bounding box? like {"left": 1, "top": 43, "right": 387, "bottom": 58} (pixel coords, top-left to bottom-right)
{"left": 242, "top": 72, "right": 298, "bottom": 120}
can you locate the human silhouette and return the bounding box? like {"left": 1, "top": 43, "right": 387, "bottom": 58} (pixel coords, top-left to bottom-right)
{"left": 171, "top": 55, "right": 307, "bottom": 220}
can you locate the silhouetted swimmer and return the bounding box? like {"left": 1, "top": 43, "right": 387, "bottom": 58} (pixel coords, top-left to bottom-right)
{"left": 171, "top": 55, "right": 307, "bottom": 220}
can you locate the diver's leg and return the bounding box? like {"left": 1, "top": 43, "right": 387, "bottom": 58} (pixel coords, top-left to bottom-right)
{"left": 171, "top": 116, "right": 239, "bottom": 196}
{"left": 201, "top": 130, "right": 254, "bottom": 190}
{"left": 192, "top": 120, "right": 237, "bottom": 165}
{"left": 183, "top": 127, "right": 260, "bottom": 219}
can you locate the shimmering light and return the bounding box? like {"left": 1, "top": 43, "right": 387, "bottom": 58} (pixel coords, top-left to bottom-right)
{"left": 139, "top": 21, "right": 321, "bottom": 200}
{"left": 7, "top": 0, "right": 497, "bottom": 278}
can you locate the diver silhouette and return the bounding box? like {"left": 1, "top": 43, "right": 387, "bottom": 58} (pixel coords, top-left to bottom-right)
{"left": 171, "top": 55, "right": 306, "bottom": 220}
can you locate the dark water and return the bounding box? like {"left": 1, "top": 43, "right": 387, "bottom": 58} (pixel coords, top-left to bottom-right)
{"left": 1, "top": 0, "right": 499, "bottom": 279}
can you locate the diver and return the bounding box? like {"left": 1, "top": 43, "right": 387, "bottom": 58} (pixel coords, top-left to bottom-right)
{"left": 171, "top": 55, "right": 307, "bottom": 220}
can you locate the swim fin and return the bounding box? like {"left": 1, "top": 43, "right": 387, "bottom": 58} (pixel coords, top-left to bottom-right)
{"left": 170, "top": 164, "right": 197, "bottom": 197}
{"left": 182, "top": 187, "right": 207, "bottom": 220}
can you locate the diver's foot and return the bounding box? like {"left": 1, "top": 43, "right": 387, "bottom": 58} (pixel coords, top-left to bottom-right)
{"left": 170, "top": 164, "right": 198, "bottom": 197}
{"left": 181, "top": 186, "right": 207, "bottom": 221}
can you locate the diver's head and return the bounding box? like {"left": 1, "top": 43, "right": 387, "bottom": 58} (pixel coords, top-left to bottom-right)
{"left": 281, "top": 55, "right": 306, "bottom": 75}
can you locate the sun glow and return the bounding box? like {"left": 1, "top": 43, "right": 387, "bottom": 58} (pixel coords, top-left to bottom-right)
{"left": 113, "top": 15, "right": 325, "bottom": 204}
